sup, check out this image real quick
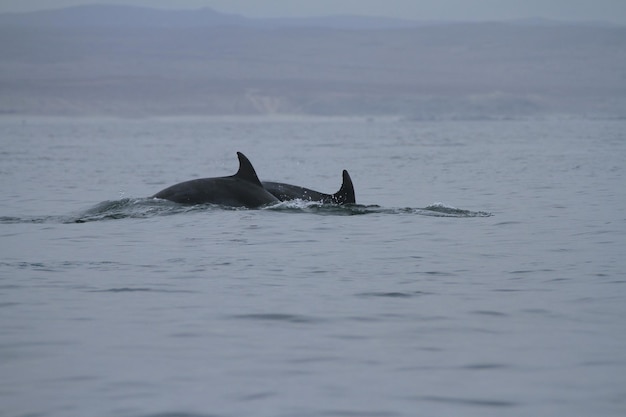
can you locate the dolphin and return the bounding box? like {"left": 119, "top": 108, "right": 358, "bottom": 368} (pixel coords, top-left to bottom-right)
{"left": 262, "top": 170, "right": 355, "bottom": 205}
{"left": 152, "top": 152, "right": 279, "bottom": 207}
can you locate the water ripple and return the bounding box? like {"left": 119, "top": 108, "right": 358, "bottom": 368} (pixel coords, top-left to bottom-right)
{"left": 416, "top": 395, "right": 518, "bottom": 407}
{"left": 320, "top": 411, "right": 401, "bottom": 417}
{"left": 137, "top": 413, "right": 221, "bottom": 417}
{"left": 471, "top": 310, "right": 508, "bottom": 317}
{"left": 461, "top": 363, "right": 510, "bottom": 370}
{"left": 89, "top": 288, "right": 196, "bottom": 294}
{"left": 356, "top": 291, "right": 431, "bottom": 298}
{"left": 228, "top": 313, "right": 325, "bottom": 324}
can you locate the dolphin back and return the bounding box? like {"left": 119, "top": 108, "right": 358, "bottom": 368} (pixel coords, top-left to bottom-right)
{"left": 262, "top": 169, "right": 356, "bottom": 205}
{"left": 152, "top": 152, "right": 278, "bottom": 207}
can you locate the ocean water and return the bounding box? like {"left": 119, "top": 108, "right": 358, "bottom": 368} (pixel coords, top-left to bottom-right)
{"left": 1, "top": 116, "right": 625, "bottom": 417}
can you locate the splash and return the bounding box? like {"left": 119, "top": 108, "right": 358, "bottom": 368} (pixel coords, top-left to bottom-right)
{"left": 265, "top": 200, "right": 492, "bottom": 217}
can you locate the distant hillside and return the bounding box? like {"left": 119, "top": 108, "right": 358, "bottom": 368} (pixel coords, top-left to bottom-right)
{"left": 1, "top": 5, "right": 625, "bottom": 118}
{"left": 0, "top": 5, "right": 243, "bottom": 27}
{"left": 0, "top": 4, "right": 426, "bottom": 29}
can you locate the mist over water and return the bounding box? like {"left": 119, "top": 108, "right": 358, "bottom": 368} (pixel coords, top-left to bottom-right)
{"left": 2, "top": 5, "right": 625, "bottom": 119}
{"left": 1, "top": 116, "right": 625, "bottom": 417}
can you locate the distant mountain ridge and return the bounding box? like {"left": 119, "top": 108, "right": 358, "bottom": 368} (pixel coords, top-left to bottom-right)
{"left": 0, "top": 4, "right": 424, "bottom": 29}
{"left": 0, "top": 4, "right": 615, "bottom": 29}
{"left": 0, "top": 4, "right": 246, "bottom": 28}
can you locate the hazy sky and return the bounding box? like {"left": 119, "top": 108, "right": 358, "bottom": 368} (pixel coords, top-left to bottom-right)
{"left": 2, "top": 0, "right": 625, "bottom": 24}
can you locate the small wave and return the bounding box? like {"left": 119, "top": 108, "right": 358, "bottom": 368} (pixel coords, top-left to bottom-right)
{"left": 70, "top": 198, "right": 259, "bottom": 223}
{"left": 356, "top": 291, "right": 431, "bottom": 298}
{"left": 89, "top": 287, "right": 196, "bottom": 294}
{"left": 70, "top": 198, "right": 189, "bottom": 223}
{"left": 417, "top": 395, "right": 517, "bottom": 408}
{"left": 229, "top": 313, "right": 325, "bottom": 324}
{"left": 267, "top": 201, "right": 492, "bottom": 217}
{"left": 420, "top": 202, "right": 493, "bottom": 217}
{"left": 0, "top": 215, "right": 65, "bottom": 224}
{"left": 0, "top": 199, "right": 177, "bottom": 224}
{"left": 92, "top": 287, "right": 153, "bottom": 293}
{"left": 136, "top": 413, "right": 220, "bottom": 417}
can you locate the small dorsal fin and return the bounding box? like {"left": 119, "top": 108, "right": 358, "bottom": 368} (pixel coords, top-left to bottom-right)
{"left": 233, "top": 152, "right": 263, "bottom": 187}
{"left": 333, "top": 170, "right": 356, "bottom": 204}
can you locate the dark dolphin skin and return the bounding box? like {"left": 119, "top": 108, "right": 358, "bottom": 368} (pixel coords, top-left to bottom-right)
{"left": 262, "top": 170, "right": 355, "bottom": 205}
{"left": 152, "top": 152, "right": 279, "bottom": 207}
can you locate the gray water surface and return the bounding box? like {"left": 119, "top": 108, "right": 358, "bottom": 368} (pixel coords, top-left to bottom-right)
{"left": 1, "top": 117, "right": 625, "bottom": 417}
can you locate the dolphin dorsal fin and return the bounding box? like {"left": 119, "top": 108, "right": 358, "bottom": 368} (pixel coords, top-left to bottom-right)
{"left": 333, "top": 170, "right": 356, "bottom": 204}
{"left": 234, "top": 152, "right": 263, "bottom": 187}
